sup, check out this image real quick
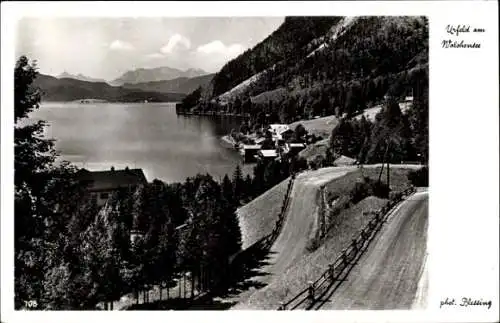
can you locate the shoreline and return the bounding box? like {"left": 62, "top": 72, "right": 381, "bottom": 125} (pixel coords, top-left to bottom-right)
{"left": 221, "top": 134, "right": 238, "bottom": 149}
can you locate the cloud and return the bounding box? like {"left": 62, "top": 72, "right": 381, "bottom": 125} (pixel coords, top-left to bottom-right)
{"left": 196, "top": 40, "right": 245, "bottom": 56}
{"left": 160, "top": 34, "right": 191, "bottom": 54}
{"left": 145, "top": 53, "right": 164, "bottom": 60}
{"left": 192, "top": 41, "right": 246, "bottom": 72}
{"left": 109, "top": 40, "right": 135, "bottom": 51}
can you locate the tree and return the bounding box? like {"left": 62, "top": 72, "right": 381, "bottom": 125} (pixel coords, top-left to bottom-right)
{"left": 293, "top": 124, "right": 307, "bottom": 142}
{"left": 83, "top": 200, "right": 128, "bottom": 309}
{"left": 244, "top": 174, "right": 253, "bottom": 200}
{"left": 330, "top": 119, "right": 354, "bottom": 157}
{"left": 14, "top": 56, "right": 58, "bottom": 308}
{"left": 221, "top": 174, "right": 234, "bottom": 207}
{"left": 232, "top": 165, "right": 244, "bottom": 204}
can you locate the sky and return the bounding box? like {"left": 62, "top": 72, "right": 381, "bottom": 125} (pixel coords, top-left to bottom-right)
{"left": 16, "top": 17, "right": 284, "bottom": 81}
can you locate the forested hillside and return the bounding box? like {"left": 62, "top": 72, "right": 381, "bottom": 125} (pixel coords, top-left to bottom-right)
{"left": 179, "top": 16, "right": 427, "bottom": 116}
{"left": 122, "top": 74, "right": 214, "bottom": 95}
{"left": 178, "top": 16, "right": 428, "bottom": 164}
{"left": 209, "top": 17, "right": 342, "bottom": 97}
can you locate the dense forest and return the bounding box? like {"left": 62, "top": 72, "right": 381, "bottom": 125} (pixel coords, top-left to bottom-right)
{"left": 121, "top": 73, "right": 214, "bottom": 95}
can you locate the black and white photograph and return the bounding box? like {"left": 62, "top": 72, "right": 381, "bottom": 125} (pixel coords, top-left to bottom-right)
{"left": 1, "top": 1, "right": 498, "bottom": 322}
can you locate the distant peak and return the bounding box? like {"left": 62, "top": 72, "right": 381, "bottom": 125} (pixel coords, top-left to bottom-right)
{"left": 58, "top": 71, "right": 72, "bottom": 77}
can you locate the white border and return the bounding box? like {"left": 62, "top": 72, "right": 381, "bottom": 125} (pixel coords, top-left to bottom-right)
{"left": 2, "top": 1, "right": 499, "bottom": 323}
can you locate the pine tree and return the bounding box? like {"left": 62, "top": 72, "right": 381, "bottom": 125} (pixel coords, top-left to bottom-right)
{"left": 232, "top": 165, "right": 244, "bottom": 205}
{"left": 222, "top": 174, "right": 234, "bottom": 207}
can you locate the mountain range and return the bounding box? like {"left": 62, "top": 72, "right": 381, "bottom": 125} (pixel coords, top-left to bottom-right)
{"left": 57, "top": 72, "right": 108, "bottom": 84}
{"left": 121, "top": 73, "right": 214, "bottom": 95}
{"left": 34, "top": 74, "right": 186, "bottom": 103}
{"left": 110, "top": 66, "right": 209, "bottom": 86}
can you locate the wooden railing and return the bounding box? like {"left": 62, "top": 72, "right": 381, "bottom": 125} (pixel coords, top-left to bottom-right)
{"left": 228, "top": 172, "right": 297, "bottom": 266}
{"left": 277, "top": 186, "right": 416, "bottom": 310}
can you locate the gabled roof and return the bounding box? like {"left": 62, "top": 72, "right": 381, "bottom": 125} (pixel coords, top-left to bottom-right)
{"left": 288, "top": 143, "right": 306, "bottom": 148}
{"left": 77, "top": 168, "right": 147, "bottom": 191}
{"left": 241, "top": 144, "right": 262, "bottom": 150}
{"left": 259, "top": 150, "right": 278, "bottom": 157}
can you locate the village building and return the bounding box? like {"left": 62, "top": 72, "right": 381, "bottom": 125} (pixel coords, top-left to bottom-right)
{"left": 76, "top": 167, "right": 148, "bottom": 206}
{"left": 269, "top": 124, "right": 290, "bottom": 139}
{"left": 257, "top": 149, "right": 279, "bottom": 161}
{"left": 239, "top": 144, "right": 262, "bottom": 163}
{"left": 404, "top": 95, "right": 414, "bottom": 103}
{"left": 284, "top": 142, "right": 307, "bottom": 155}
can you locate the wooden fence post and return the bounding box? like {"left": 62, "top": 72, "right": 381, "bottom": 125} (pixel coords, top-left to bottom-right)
{"left": 342, "top": 252, "right": 348, "bottom": 267}
{"left": 328, "top": 264, "right": 336, "bottom": 282}
{"left": 308, "top": 281, "right": 315, "bottom": 302}
{"left": 351, "top": 238, "right": 358, "bottom": 253}
{"left": 183, "top": 273, "right": 187, "bottom": 299}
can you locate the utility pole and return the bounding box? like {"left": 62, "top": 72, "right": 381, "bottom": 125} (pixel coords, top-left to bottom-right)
{"left": 378, "top": 139, "right": 390, "bottom": 183}
{"left": 387, "top": 147, "right": 390, "bottom": 191}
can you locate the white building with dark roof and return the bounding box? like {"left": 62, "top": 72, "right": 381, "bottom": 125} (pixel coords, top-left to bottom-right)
{"left": 76, "top": 167, "right": 147, "bottom": 206}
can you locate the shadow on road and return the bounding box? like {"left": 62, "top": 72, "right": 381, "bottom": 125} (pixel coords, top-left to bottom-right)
{"left": 124, "top": 242, "right": 276, "bottom": 310}
{"left": 214, "top": 243, "right": 276, "bottom": 299}
{"left": 125, "top": 293, "right": 236, "bottom": 310}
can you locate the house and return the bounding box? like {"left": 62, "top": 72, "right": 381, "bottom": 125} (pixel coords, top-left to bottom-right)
{"left": 239, "top": 144, "right": 262, "bottom": 163}
{"left": 269, "top": 124, "right": 290, "bottom": 138}
{"left": 257, "top": 149, "right": 279, "bottom": 161}
{"left": 285, "top": 142, "right": 307, "bottom": 155}
{"left": 76, "top": 167, "right": 148, "bottom": 206}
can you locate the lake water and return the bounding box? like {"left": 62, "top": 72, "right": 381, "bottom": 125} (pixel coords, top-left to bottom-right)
{"left": 30, "top": 102, "right": 249, "bottom": 183}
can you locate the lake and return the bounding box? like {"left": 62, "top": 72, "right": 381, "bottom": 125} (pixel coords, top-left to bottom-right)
{"left": 30, "top": 102, "right": 251, "bottom": 183}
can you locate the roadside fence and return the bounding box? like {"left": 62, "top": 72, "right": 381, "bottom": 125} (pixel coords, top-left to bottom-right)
{"left": 277, "top": 186, "right": 416, "bottom": 310}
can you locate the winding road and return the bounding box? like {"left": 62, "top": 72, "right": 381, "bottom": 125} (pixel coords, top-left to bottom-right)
{"left": 232, "top": 167, "right": 354, "bottom": 309}
{"left": 316, "top": 189, "right": 428, "bottom": 309}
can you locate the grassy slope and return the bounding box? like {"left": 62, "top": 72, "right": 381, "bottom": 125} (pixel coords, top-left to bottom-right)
{"left": 238, "top": 196, "right": 387, "bottom": 309}
{"left": 233, "top": 166, "right": 414, "bottom": 309}
{"left": 289, "top": 115, "right": 339, "bottom": 138}
{"left": 237, "top": 177, "right": 291, "bottom": 249}
{"left": 298, "top": 138, "right": 330, "bottom": 162}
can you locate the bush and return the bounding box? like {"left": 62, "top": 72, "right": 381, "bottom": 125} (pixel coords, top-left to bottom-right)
{"left": 408, "top": 166, "right": 428, "bottom": 187}
{"left": 350, "top": 180, "right": 371, "bottom": 204}
{"left": 350, "top": 177, "right": 389, "bottom": 203}
{"left": 372, "top": 181, "right": 389, "bottom": 199}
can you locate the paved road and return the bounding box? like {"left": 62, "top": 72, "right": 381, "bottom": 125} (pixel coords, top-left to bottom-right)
{"left": 317, "top": 189, "right": 428, "bottom": 309}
